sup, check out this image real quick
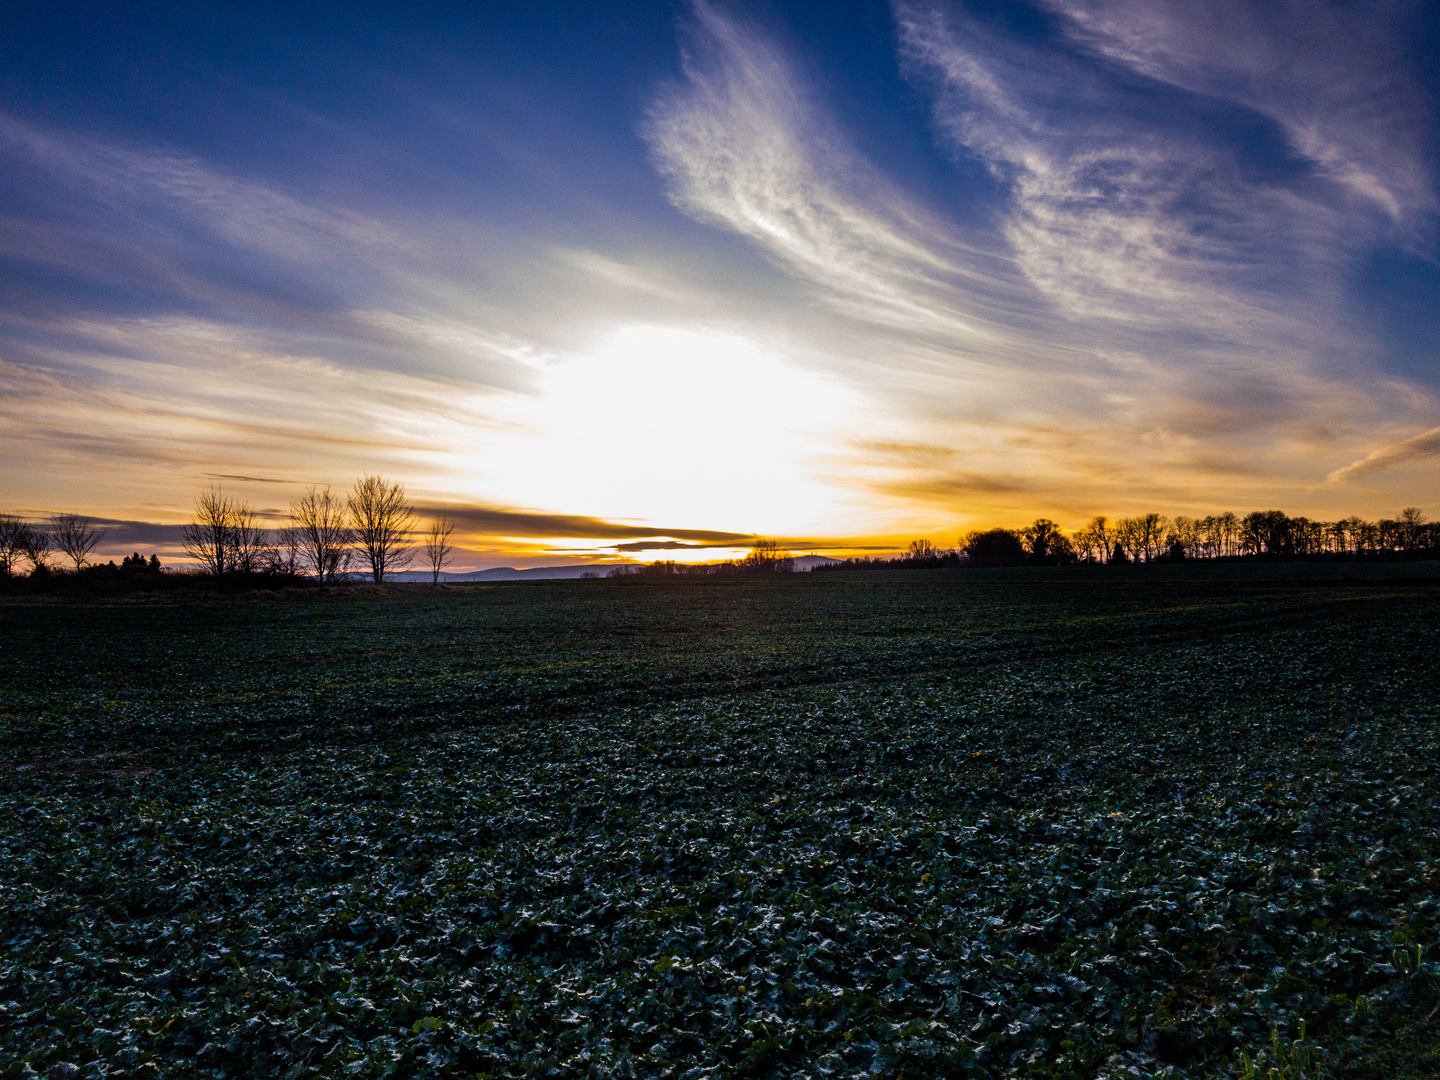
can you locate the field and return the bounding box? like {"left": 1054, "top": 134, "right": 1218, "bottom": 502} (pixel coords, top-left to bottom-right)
{"left": 2, "top": 568, "right": 1439, "bottom": 1079}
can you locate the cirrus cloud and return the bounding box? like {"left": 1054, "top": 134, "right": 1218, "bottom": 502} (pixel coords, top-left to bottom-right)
{"left": 1327, "top": 425, "right": 1440, "bottom": 483}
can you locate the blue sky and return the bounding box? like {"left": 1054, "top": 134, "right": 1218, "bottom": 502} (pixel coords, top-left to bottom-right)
{"left": 2, "top": 1, "right": 1437, "bottom": 566}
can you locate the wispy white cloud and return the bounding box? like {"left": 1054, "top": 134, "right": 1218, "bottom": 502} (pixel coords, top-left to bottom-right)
{"left": 0, "top": 114, "right": 585, "bottom": 399}
{"left": 1046, "top": 0, "right": 1437, "bottom": 232}
{"left": 350, "top": 310, "right": 556, "bottom": 382}
{"left": 1328, "top": 424, "right": 1440, "bottom": 482}
{"left": 0, "top": 114, "right": 418, "bottom": 266}
{"left": 0, "top": 313, "right": 518, "bottom": 518}
{"left": 893, "top": 0, "right": 1360, "bottom": 349}
{"left": 643, "top": 2, "right": 1017, "bottom": 344}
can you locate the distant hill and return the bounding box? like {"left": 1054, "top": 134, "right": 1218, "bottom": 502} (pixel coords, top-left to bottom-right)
{"left": 792, "top": 555, "right": 841, "bottom": 570}
{"left": 384, "top": 565, "right": 610, "bottom": 582}
{"left": 385, "top": 555, "right": 841, "bottom": 582}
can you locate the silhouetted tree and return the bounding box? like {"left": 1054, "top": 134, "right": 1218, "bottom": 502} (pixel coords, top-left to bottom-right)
{"left": 1239, "top": 512, "right": 1264, "bottom": 555}
{"left": 181, "top": 489, "right": 269, "bottom": 577}
{"left": 908, "top": 539, "right": 937, "bottom": 560}
{"left": 51, "top": 513, "right": 105, "bottom": 572}
{"left": 1332, "top": 517, "right": 1363, "bottom": 555}
{"left": 229, "top": 504, "right": 271, "bottom": 574}
{"left": 1167, "top": 516, "right": 1198, "bottom": 560}
{"left": 1213, "top": 512, "right": 1240, "bottom": 557}
{"left": 348, "top": 474, "right": 415, "bottom": 582}
{"left": 1140, "top": 513, "right": 1169, "bottom": 561}
{"left": 1241, "top": 510, "right": 1293, "bottom": 556}
{"left": 291, "top": 486, "right": 352, "bottom": 582}
{"left": 1399, "top": 507, "right": 1426, "bottom": 550}
{"left": 1073, "top": 516, "right": 1112, "bottom": 563}
{"left": 183, "top": 488, "right": 236, "bottom": 577}
{"left": 20, "top": 522, "right": 51, "bottom": 573}
{"left": 1196, "top": 515, "right": 1229, "bottom": 558}
{"left": 1114, "top": 517, "right": 1143, "bottom": 563}
{"left": 272, "top": 526, "right": 302, "bottom": 575}
{"left": 0, "top": 513, "right": 26, "bottom": 576}
{"left": 961, "top": 528, "right": 1027, "bottom": 567}
{"left": 424, "top": 517, "right": 456, "bottom": 583}
{"left": 741, "top": 539, "right": 794, "bottom": 572}
{"left": 1290, "top": 517, "right": 1323, "bottom": 555}
{"left": 1113, "top": 514, "right": 1168, "bottom": 562}
{"left": 1022, "top": 519, "right": 1067, "bottom": 563}
{"left": 121, "top": 552, "right": 162, "bottom": 574}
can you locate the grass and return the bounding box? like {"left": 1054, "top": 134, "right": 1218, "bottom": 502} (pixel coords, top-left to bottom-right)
{"left": 1, "top": 568, "right": 1438, "bottom": 1078}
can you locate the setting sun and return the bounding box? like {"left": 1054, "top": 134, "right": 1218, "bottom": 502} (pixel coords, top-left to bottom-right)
{"left": 490, "top": 324, "right": 860, "bottom": 542}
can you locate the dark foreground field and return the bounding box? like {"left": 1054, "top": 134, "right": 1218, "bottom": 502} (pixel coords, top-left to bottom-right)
{"left": 2, "top": 568, "right": 1439, "bottom": 1079}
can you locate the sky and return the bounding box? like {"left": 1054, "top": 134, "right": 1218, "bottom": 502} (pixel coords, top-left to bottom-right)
{"left": 2, "top": 1, "right": 1437, "bottom": 568}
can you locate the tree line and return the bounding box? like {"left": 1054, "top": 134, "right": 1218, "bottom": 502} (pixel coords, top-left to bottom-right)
{"left": 5, "top": 496, "right": 1434, "bottom": 583}
{"left": 1069, "top": 508, "right": 1437, "bottom": 563}
{"left": 817, "top": 507, "right": 1439, "bottom": 570}
{"left": 0, "top": 512, "right": 109, "bottom": 576}
{"left": 0, "top": 475, "right": 459, "bottom": 584}
{"left": 182, "top": 475, "right": 457, "bottom": 582}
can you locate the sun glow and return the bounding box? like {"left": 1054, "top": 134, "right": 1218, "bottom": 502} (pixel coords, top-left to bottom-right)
{"left": 486, "top": 325, "right": 860, "bottom": 542}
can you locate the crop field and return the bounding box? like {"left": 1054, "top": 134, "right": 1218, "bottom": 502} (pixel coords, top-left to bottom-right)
{"left": 2, "top": 568, "right": 1439, "bottom": 1079}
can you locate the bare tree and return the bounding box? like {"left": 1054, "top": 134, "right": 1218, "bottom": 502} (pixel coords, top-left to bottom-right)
{"left": 0, "top": 513, "right": 26, "bottom": 576}
{"left": 1073, "top": 515, "right": 1112, "bottom": 563}
{"left": 1239, "top": 513, "right": 1264, "bottom": 555}
{"left": 1114, "top": 517, "right": 1143, "bottom": 563}
{"left": 182, "top": 489, "right": 233, "bottom": 576}
{"left": 183, "top": 490, "right": 272, "bottom": 577}
{"left": 1398, "top": 507, "right": 1426, "bottom": 551}
{"left": 907, "top": 539, "right": 937, "bottom": 560}
{"left": 1196, "top": 515, "right": 1221, "bottom": 559}
{"left": 348, "top": 474, "right": 415, "bottom": 582}
{"left": 1216, "top": 512, "right": 1240, "bottom": 558}
{"left": 180, "top": 489, "right": 269, "bottom": 576}
{"left": 424, "top": 516, "right": 456, "bottom": 583}
{"left": 1139, "top": 513, "right": 1169, "bottom": 561}
{"left": 1022, "top": 519, "right": 1067, "bottom": 562}
{"left": 1241, "top": 510, "right": 1297, "bottom": 556}
{"left": 51, "top": 513, "right": 106, "bottom": 572}
{"left": 741, "top": 539, "right": 794, "bottom": 572}
{"left": 291, "top": 486, "right": 352, "bottom": 582}
{"left": 228, "top": 503, "right": 273, "bottom": 574}
{"left": 1327, "top": 518, "right": 1349, "bottom": 555}
{"left": 1343, "top": 517, "right": 1367, "bottom": 554}
{"left": 183, "top": 488, "right": 236, "bottom": 577}
{"left": 272, "top": 525, "right": 302, "bottom": 575}
{"left": 1291, "top": 516, "right": 1324, "bottom": 555}
{"left": 19, "top": 521, "right": 52, "bottom": 572}
{"left": 1167, "top": 516, "right": 1197, "bottom": 559}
